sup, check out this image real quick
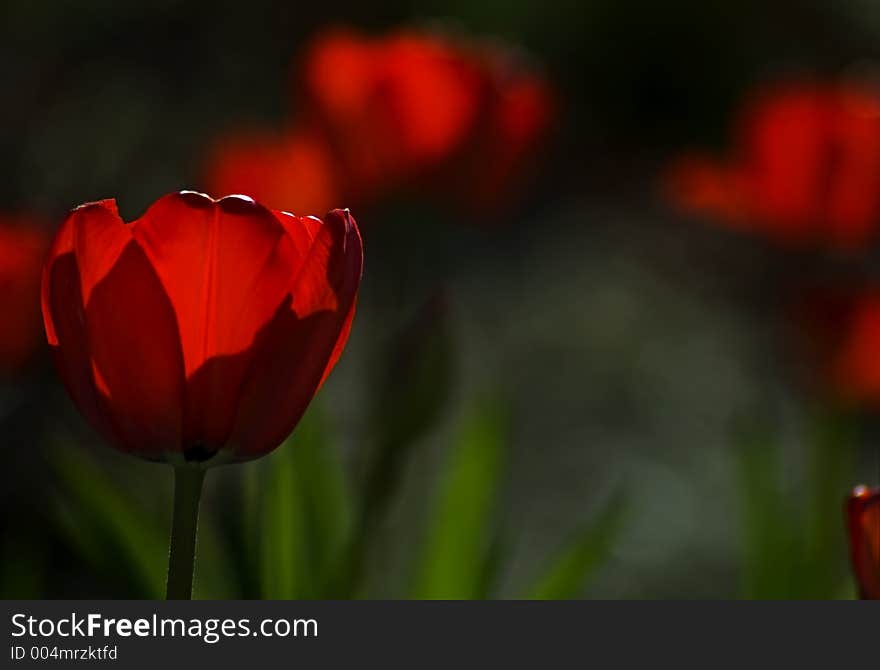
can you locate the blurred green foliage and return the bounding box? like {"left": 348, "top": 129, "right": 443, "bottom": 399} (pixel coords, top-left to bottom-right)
{"left": 45, "top": 396, "right": 625, "bottom": 599}
{"left": 736, "top": 413, "right": 857, "bottom": 599}
{"left": 526, "top": 493, "right": 628, "bottom": 599}
{"left": 412, "top": 398, "right": 505, "bottom": 598}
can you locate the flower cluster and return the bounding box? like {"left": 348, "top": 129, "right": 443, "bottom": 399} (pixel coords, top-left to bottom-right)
{"left": 204, "top": 27, "right": 554, "bottom": 219}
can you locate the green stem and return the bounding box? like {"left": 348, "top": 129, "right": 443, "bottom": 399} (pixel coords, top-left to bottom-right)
{"left": 166, "top": 465, "right": 205, "bottom": 600}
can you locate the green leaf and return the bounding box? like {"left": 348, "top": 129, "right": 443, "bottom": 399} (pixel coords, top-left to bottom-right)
{"left": 51, "top": 447, "right": 166, "bottom": 598}
{"left": 411, "top": 398, "right": 506, "bottom": 599}
{"left": 0, "top": 535, "right": 46, "bottom": 599}
{"left": 339, "top": 295, "right": 455, "bottom": 597}
{"left": 369, "top": 292, "right": 453, "bottom": 449}
{"left": 215, "top": 462, "right": 262, "bottom": 598}
{"left": 735, "top": 426, "right": 800, "bottom": 599}
{"left": 297, "top": 406, "right": 352, "bottom": 576}
{"left": 259, "top": 437, "right": 308, "bottom": 599}
{"left": 800, "top": 411, "right": 857, "bottom": 598}
{"left": 258, "top": 405, "right": 351, "bottom": 598}
{"left": 734, "top": 412, "right": 857, "bottom": 599}
{"left": 526, "top": 492, "right": 628, "bottom": 599}
{"left": 191, "top": 512, "right": 239, "bottom": 600}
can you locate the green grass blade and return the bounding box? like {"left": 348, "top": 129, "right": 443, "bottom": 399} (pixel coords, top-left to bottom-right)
{"left": 259, "top": 438, "right": 308, "bottom": 599}
{"left": 526, "top": 492, "right": 628, "bottom": 599}
{"left": 293, "top": 406, "right": 352, "bottom": 593}
{"left": 51, "top": 447, "right": 166, "bottom": 598}
{"left": 411, "top": 399, "right": 506, "bottom": 599}
{"left": 258, "top": 406, "right": 350, "bottom": 598}
{"left": 735, "top": 427, "right": 799, "bottom": 599}
{"left": 801, "top": 411, "right": 856, "bottom": 598}
{"left": 734, "top": 414, "right": 857, "bottom": 599}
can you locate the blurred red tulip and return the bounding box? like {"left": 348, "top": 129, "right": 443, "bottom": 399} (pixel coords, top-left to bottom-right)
{"left": 665, "top": 82, "right": 880, "bottom": 250}
{"left": 447, "top": 55, "right": 555, "bottom": 214}
{"left": 0, "top": 217, "right": 49, "bottom": 373}
{"left": 300, "top": 28, "right": 485, "bottom": 201}
{"left": 299, "top": 27, "right": 554, "bottom": 212}
{"left": 203, "top": 127, "right": 340, "bottom": 215}
{"left": 846, "top": 485, "right": 880, "bottom": 599}
{"left": 41, "top": 192, "right": 362, "bottom": 464}
{"left": 202, "top": 28, "right": 553, "bottom": 223}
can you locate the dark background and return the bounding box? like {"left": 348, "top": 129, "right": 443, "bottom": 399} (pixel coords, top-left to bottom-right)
{"left": 1, "top": 0, "right": 877, "bottom": 599}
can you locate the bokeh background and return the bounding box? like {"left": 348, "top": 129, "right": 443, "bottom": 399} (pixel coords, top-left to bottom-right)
{"left": 2, "top": 0, "right": 879, "bottom": 599}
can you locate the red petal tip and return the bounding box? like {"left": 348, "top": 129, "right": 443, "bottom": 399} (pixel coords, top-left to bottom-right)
{"left": 71, "top": 199, "right": 120, "bottom": 217}
{"left": 216, "top": 193, "right": 262, "bottom": 214}
{"left": 852, "top": 484, "right": 872, "bottom": 499}
{"left": 175, "top": 190, "right": 215, "bottom": 208}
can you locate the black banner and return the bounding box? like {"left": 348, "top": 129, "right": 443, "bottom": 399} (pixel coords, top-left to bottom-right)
{"left": 1, "top": 600, "right": 878, "bottom": 667}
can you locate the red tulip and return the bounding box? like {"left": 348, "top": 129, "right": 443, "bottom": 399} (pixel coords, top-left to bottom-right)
{"left": 665, "top": 81, "right": 880, "bottom": 250}
{"left": 298, "top": 27, "right": 554, "bottom": 212}
{"left": 202, "top": 28, "right": 553, "bottom": 225}
{"left": 447, "top": 56, "right": 555, "bottom": 214}
{"left": 203, "top": 127, "right": 340, "bottom": 215}
{"left": 300, "top": 28, "right": 486, "bottom": 201}
{"left": 0, "top": 217, "right": 50, "bottom": 373}
{"left": 846, "top": 485, "right": 880, "bottom": 599}
{"left": 41, "top": 191, "right": 362, "bottom": 464}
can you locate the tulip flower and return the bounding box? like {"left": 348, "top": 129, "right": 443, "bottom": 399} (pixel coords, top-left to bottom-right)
{"left": 203, "top": 28, "right": 553, "bottom": 221}
{"left": 664, "top": 81, "right": 880, "bottom": 250}
{"left": 300, "top": 28, "right": 486, "bottom": 202}
{"left": 41, "top": 191, "right": 363, "bottom": 598}
{"left": 298, "top": 27, "right": 554, "bottom": 212}
{"left": 846, "top": 485, "right": 879, "bottom": 599}
{"left": 446, "top": 59, "right": 555, "bottom": 214}
{"left": 0, "top": 217, "right": 49, "bottom": 373}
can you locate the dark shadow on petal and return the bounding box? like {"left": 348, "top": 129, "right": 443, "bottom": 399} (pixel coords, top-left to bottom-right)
{"left": 225, "top": 296, "right": 352, "bottom": 460}
{"left": 83, "top": 241, "right": 186, "bottom": 457}
{"left": 222, "top": 210, "right": 362, "bottom": 460}
{"left": 46, "top": 252, "right": 119, "bottom": 449}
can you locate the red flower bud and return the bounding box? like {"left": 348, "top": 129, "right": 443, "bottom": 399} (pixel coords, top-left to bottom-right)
{"left": 41, "top": 192, "right": 362, "bottom": 464}
{"left": 846, "top": 485, "right": 880, "bottom": 599}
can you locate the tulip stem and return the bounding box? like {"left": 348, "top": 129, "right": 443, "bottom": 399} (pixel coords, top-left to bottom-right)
{"left": 166, "top": 465, "right": 205, "bottom": 600}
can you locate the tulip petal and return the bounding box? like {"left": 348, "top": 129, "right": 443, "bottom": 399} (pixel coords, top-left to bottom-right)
{"left": 229, "top": 209, "right": 363, "bottom": 459}
{"left": 42, "top": 200, "right": 186, "bottom": 456}
{"left": 86, "top": 243, "right": 186, "bottom": 456}
{"left": 847, "top": 486, "right": 880, "bottom": 599}
{"left": 132, "top": 192, "right": 303, "bottom": 451}
{"left": 273, "top": 211, "right": 322, "bottom": 262}
{"left": 41, "top": 201, "right": 121, "bottom": 444}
